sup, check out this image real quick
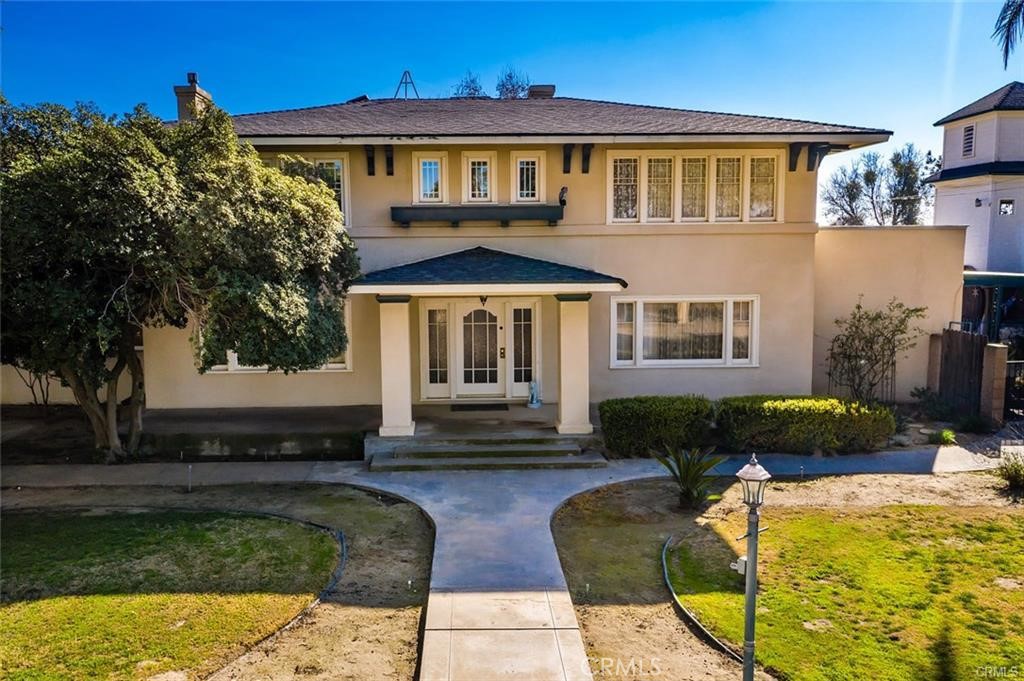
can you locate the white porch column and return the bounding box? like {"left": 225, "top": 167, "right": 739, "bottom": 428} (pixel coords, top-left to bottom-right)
{"left": 556, "top": 294, "right": 593, "bottom": 435}
{"left": 377, "top": 295, "right": 416, "bottom": 437}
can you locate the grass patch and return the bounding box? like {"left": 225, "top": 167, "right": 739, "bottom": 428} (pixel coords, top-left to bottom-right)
{"left": 668, "top": 506, "right": 1024, "bottom": 681}
{"left": 0, "top": 509, "right": 337, "bottom": 680}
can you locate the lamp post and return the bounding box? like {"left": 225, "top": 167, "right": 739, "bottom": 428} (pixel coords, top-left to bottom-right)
{"left": 736, "top": 454, "right": 771, "bottom": 681}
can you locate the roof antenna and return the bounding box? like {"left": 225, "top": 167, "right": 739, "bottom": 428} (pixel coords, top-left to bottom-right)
{"left": 394, "top": 70, "right": 420, "bottom": 99}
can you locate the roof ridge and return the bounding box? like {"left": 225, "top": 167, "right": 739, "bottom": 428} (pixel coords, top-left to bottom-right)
{"left": 996, "top": 81, "right": 1024, "bottom": 108}
{"left": 231, "top": 98, "right": 370, "bottom": 119}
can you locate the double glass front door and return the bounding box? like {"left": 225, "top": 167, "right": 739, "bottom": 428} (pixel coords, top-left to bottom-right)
{"left": 421, "top": 298, "right": 538, "bottom": 399}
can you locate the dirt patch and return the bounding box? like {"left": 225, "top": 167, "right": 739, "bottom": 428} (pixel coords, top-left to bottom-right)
{"left": 2, "top": 484, "right": 433, "bottom": 681}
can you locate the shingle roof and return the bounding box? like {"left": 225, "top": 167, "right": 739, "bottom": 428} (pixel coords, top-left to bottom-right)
{"left": 356, "top": 247, "right": 627, "bottom": 287}
{"left": 230, "top": 96, "right": 889, "bottom": 138}
{"left": 935, "top": 82, "right": 1024, "bottom": 126}
{"left": 925, "top": 161, "right": 1024, "bottom": 183}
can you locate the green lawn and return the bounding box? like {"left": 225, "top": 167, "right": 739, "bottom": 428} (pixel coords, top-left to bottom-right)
{"left": 0, "top": 509, "right": 337, "bottom": 681}
{"left": 669, "top": 506, "right": 1024, "bottom": 681}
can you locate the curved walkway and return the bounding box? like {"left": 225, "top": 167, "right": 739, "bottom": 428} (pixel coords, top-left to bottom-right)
{"left": 0, "top": 445, "right": 998, "bottom": 681}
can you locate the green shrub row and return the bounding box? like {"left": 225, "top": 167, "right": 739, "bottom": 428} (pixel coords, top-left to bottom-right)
{"left": 598, "top": 395, "right": 713, "bottom": 458}
{"left": 599, "top": 394, "right": 896, "bottom": 457}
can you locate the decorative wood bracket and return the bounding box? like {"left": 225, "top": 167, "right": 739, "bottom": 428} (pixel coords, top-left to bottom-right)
{"left": 807, "top": 143, "right": 831, "bottom": 172}
{"left": 364, "top": 145, "right": 376, "bottom": 176}
{"left": 385, "top": 145, "right": 394, "bottom": 176}
{"left": 788, "top": 143, "right": 803, "bottom": 172}
{"left": 562, "top": 143, "right": 575, "bottom": 174}
{"left": 581, "top": 143, "right": 594, "bottom": 174}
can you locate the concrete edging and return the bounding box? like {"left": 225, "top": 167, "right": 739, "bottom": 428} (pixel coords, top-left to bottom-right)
{"left": 661, "top": 535, "right": 744, "bottom": 665}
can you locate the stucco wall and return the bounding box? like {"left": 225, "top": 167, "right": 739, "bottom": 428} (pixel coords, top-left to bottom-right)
{"left": 934, "top": 177, "right": 1024, "bottom": 272}
{"left": 1, "top": 362, "right": 135, "bottom": 406}
{"left": 812, "top": 226, "right": 966, "bottom": 402}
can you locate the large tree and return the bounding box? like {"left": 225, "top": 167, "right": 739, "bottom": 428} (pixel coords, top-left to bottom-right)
{"left": 1, "top": 100, "right": 360, "bottom": 460}
{"left": 821, "top": 144, "right": 939, "bottom": 226}
{"left": 994, "top": 0, "right": 1024, "bottom": 67}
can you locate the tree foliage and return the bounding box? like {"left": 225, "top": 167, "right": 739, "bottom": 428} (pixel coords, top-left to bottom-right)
{"left": 994, "top": 0, "right": 1024, "bottom": 67}
{"left": 826, "top": 298, "right": 927, "bottom": 403}
{"left": 1, "top": 99, "right": 360, "bottom": 459}
{"left": 495, "top": 66, "right": 530, "bottom": 99}
{"left": 453, "top": 70, "right": 486, "bottom": 97}
{"left": 821, "top": 144, "right": 939, "bottom": 226}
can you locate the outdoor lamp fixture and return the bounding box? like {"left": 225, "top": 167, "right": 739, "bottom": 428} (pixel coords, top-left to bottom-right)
{"left": 735, "top": 454, "right": 771, "bottom": 681}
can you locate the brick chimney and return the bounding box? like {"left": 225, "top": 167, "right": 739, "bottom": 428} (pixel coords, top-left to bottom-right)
{"left": 174, "top": 72, "right": 212, "bottom": 121}
{"left": 527, "top": 84, "right": 556, "bottom": 99}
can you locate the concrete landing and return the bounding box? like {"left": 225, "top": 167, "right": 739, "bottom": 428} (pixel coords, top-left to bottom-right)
{"left": 421, "top": 590, "right": 591, "bottom": 681}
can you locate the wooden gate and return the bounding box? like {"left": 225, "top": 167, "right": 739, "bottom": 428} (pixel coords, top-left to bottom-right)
{"left": 938, "top": 329, "right": 987, "bottom": 416}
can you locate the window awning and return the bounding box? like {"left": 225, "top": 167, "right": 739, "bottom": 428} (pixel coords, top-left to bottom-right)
{"left": 348, "top": 246, "right": 627, "bottom": 295}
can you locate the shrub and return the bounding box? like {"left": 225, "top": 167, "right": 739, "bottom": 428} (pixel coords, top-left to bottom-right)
{"left": 654, "top": 446, "right": 724, "bottom": 509}
{"left": 716, "top": 395, "right": 896, "bottom": 455}
{"left": 955, "top": 414, "right": 994, "bottom": 434}
{"left": 910, "top": 387, "right": 957, "bottom": 422}
{"left": 995, "top": 454, "right": 1024, "bottom": 494}
{"left": 599, "top": 395, "right": 713, "bottom": 458}
{"left": 927, "top": 429, "right": 957, "bottom": 446}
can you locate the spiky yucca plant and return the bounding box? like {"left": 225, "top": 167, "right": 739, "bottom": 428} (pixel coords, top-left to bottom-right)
{"left": 654, "top": 446, "right": 724, "bottom": 510}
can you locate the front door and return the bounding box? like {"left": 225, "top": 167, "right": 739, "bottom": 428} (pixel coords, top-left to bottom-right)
{"left": 455, "top": 302, "right": 505, "bottom": 396}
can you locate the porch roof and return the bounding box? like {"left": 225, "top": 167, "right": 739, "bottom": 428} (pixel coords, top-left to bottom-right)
{"left": 348, "top": 246, "right": 627, "bottom": 295}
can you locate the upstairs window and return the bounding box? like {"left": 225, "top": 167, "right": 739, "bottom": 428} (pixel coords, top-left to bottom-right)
{"left": 612, "top": 157, "right": 640, "bottom": 221}
{"left": 715, "top": 157, "right": 742, "bottom": 220}
{"left": 748, "top": 157, "right": 776, "bottom": 220}
{"left": 646, "top": 157, "right": 674, "bottom": 221}
{"left": 315, "top": 159, "right": 347, "bottom": 223}
{"left": 680, "top": 157, "right": 708, "bottom": 220}
{"left": 462, "top": 152, "right": 496, "bottom": 203}
{"left": 414, "top": 152, "right": 447, "bottom": 203}
{"left": 512, "top": 151, "right": 545, "bottom": 203}
{"left": 962, "top": 125, "right": 975, "bottom": 158}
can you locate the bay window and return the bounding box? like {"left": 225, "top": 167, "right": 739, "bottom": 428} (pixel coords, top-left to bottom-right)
{"left": 611, "top": 296, "right": 758, "bottom": 367}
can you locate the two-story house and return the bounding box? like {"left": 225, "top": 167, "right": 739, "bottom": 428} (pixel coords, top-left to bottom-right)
{"left": 930, "top": 81, "right": 1024, "bottom": 273}
{"left": 2, "top": 75, "right": 967, "bottom": 439}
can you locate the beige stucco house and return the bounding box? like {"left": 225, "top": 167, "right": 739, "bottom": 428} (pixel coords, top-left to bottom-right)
{"left": 1, "top": 76, "right": 967, "bottom": 437}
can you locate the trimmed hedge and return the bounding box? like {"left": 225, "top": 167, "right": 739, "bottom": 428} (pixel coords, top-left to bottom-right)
{"left": 598, "top": 395, "right": 713, "bottom": 458}
{"left": 716, "top": 395, "right": 896, "bottom": 455}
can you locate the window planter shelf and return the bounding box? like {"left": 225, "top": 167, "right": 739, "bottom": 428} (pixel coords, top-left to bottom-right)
{"left": 391, "top": 204, "right": 564, "bottom": 228}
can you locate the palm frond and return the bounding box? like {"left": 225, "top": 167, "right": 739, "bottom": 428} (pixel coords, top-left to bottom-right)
{"left": 994, "top": 0, "right": 1024, "bottom": 68}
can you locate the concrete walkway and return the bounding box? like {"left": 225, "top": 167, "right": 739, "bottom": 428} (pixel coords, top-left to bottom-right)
{"left": 0, "top": 445, "right": 1000, "bottom": 681}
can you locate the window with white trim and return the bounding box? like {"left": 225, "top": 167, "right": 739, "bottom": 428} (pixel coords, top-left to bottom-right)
{"left": 961, "top": 125, "right": 975, "bottom": 158}
{"left": 462, "top": 152, "right": 495, "bottom": 202}
{"left": 612, "top": 157, "right": 639, "bottom": 221}
{"left": 511, "top": 151, "right": 545, "bottom": 203}
{"left": 315, "top": 159, "right": 347, "bottom": 221}
{"left": 748, "top": 157, "right": 776, "bottom": 220}
{"left": 680, "top": 157, "right": 708, "bottom": 219}
{"left": 646, "top": 157, "right": 674, "bottom": 220}
{"left": 413, "top": 152, "right": 447, "bottom": 203}
{"left": 209, "top": 303, "right": 352, "bottom": 372}
{"left": 611, "top": 296, "right": 757, "bottom": 367}
{"left": 607, "top": 151, "right": 782, "bottom": 223}
{"left": 715, "top": 157, "right": 742, "bottom": 220}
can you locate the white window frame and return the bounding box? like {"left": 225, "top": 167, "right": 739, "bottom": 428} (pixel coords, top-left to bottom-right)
{"left": 645, "top": 155, "right": 676, "bottom": 222}
{"left": 605, "top": 150, "right": 785, "bottom": 224}
{"left": 209, "top": 303, "right": 353, "bottom": 373}
{"left": 413, "top": 151, "right": 448, "bottom": 204}
{"left": 461, "top": 151, "right": 497, "bottom": 203}
{"left": 278, "top": 153, "right": 352, "bottom": 226}
{"left": 962, "top": 124, "right": 975, "bottom": 159}
{"left": 510, "top": 150, "right": 546, "bottom": 203}
{"left": 609, "top": 295, "right": 759, "bottom": 368}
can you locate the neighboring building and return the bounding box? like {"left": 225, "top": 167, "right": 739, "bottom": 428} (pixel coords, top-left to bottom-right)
{"left": 1, "top": 76, "right": 967, "bottom": 432}
{"left": 930, "top": 81, "right": 1024, "bottom": 273}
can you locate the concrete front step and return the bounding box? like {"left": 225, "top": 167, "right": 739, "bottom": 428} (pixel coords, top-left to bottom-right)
{"left": 369, "top": 451, "right": 607, "bottom": 471}
{"left": 395, "top": 442, "right": 581, "bottom": 459}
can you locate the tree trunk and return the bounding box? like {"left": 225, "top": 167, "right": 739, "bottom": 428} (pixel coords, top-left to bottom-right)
{"left": 61, "top": 366, "right": 111, "bottom": 451}
{"left": 104, "top": 358, "right": 127, "bottom": 463}
{"left": 126, "top": 347, "right": 145, "bottom": 453}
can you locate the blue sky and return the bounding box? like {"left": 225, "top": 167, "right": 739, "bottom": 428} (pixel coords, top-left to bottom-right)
{"left": 3, "top": 1, "right": 1022, "bottom": 216}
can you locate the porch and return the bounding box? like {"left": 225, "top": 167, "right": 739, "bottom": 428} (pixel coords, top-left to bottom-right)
{"left": 348, "top": 246, "right": 627, "bottom": 439}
